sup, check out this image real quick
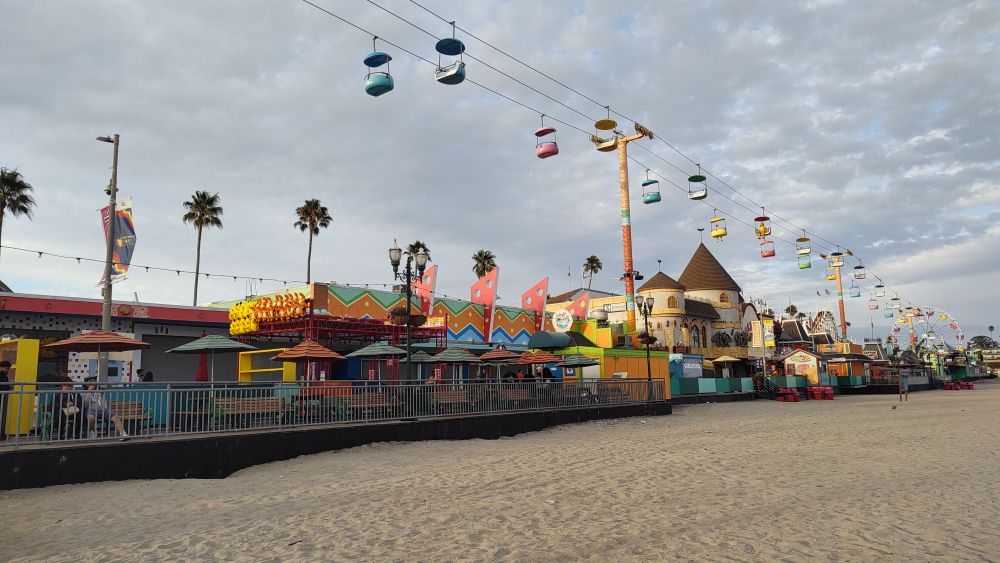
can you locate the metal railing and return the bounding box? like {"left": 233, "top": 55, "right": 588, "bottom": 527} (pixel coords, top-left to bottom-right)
{"left": 0, "top": 379, "right": 665, "bottom": 448}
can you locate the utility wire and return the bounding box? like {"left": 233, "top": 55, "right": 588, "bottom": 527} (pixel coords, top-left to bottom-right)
{"left": 302, "top": 0, "right": 920, "bottom": 313}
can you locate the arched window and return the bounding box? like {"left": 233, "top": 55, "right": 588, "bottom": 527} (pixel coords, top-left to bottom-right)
{"left": 701, "top": 326, "right": 708, "bottom": 348}
{"left": 667, "top": 295, "right": 678, "bottom": 309}
{"left": 691, "top": 325, "right": 701, "bottom": 347}
{"left": 719, "top": 292, "right": 730, "bottom": 304}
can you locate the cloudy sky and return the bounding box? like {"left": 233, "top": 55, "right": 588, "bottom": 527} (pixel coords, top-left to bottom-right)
{"left": 1, "top": 0, "right": 998, "bottom": 341}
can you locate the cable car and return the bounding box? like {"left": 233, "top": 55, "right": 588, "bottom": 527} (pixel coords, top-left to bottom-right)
{"left": 760, "top": 239, "right": 775, "bottom": 258}
{"left": 754, "top": 209, "right": 771, "bottom": 239}
{"left": 641, "top": 169, "right": 661, "bottom": 204}
{"left": 849, "top": 282, "right": 861, "bottom": 298}
{"left": 796, "top": 232, "right": 811, "bottom": 256}
{"left": 797, "top": 254, "right": 811, "bottom": 269}
{"left": 890, "top": 295, "right": 901, "bottom": 310}
{"left": 874, "top": 283, "right": 886, "bottom": 297}
{"left": 709, "top": 211, "right": 727, "bottom": 241}
{"left": 884, "top": 309, "right": 894, "bottom": 318}
{"left": 868, "top": 297, "right": 879, "bottom": 310}
{"left": 595, "top": 106, "right": 617, "bottom": 131}
{"left": 434, "top": 24, "right": 466, "bottom": 85}
{"left": 687, "top": 165, "right": 708, "bottom": 200}
{"left": 363, "top": 37, "right": 394, "bottom": 97}
{"left": 534, "top": 115, "right": 559, "bottom": 159}
{"left": 825, "top": 264, "right": 836, "bottom": 280}
{"left": 853, "top": 264, "right": 866, "bottom": 280}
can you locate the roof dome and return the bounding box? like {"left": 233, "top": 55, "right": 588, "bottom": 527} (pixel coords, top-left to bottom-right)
{"left": 637, "top": 272, "right": 685, "bottom": 292}
{"left": 678, "top": 243, "right": 741, "bottom": 291}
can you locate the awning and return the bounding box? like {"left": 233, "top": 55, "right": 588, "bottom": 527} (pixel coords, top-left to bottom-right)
{"left": 526, "top": 331, "right": 573, "bottom": 350}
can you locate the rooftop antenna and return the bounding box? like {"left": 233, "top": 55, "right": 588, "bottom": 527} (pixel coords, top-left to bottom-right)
{"left": 697, "top": 227, "right": 705, "bottom": 244}
{"left": 657, "top": 258, "right": 662, "bottom": 271}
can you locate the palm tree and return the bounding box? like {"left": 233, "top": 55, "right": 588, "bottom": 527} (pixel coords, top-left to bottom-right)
{"left": 294, "top": 199, "right": 332, "bottom": 284}
{"left": 407, "top": 240, "right": 431, "bottom": 262}
{"left": 784, "top": 304, "right": 798, "bottom": 318}
{"left": 182, "top": 191, "right": 223, "bottom": 306}
{"left": 471, "top": 249, "right": 496, "bottom": 278}
{"left": 582, "top": 255, "right": 602, "bottom": 290}
{"left": 0, "top": 168, "right": 36, "bottom": 265}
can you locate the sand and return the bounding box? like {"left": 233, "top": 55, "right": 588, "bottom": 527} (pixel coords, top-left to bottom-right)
{"left": 3, "top": 385, "right": 999, "bottom": 562}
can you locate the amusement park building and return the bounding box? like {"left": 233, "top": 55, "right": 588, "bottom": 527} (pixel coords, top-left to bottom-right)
{"left": 547, "top": 244, "right": 760, "bottom": 364}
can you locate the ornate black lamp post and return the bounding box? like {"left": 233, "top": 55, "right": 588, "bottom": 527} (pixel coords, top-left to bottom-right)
{"left": 389, "top": 240, "right": 428, "bottom": 382}
{"left": 636, "top": 295, "right": 656, "bottom": 400}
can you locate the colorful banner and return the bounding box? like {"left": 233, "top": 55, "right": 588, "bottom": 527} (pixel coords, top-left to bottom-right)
{"left": 751, "top": 321, "right": 763, "bottom": 348}
{"left": 763, "top": 319, "right": 775, "bottom": 348}
{"left": 99, "top": 198, "right": 136, "bottom": 283}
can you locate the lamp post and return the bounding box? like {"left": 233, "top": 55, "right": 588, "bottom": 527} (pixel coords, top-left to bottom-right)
{"left": 636, "top": 295, "right": 655, "bottom": 401}
{"left": 389, "top": 240, "right": 427, "bottom": 382}
{"left": 96, "top": 134, "right": 119, "bottom": 383}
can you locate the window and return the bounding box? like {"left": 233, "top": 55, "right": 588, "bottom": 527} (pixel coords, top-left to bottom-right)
{"left": 667, "top": 296, "right": 678, "bottom": 309}
{"left": 691, "top": 325, "right": 701, "bottom": 347}
{"left": 719, "top": 292, "right": 730, "bottom": 304}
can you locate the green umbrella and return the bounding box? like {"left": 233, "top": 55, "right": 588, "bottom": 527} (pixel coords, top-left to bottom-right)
{"left": 166, "top": 334, "right": 256, "bottom": 383}
{"left": 410, "top": 351, "right": 436, "bottom": 363}
{"left": 558, "top": 353, "right": 601, "bottom": 367}
{"left": 429, "top": 348, "right": 481, "bottom": 363}
{"left": 346, "top": 343, "right": 407, "bottom": 382}
{"left": 345, "top": 343, "right": 407, "bottom": 358}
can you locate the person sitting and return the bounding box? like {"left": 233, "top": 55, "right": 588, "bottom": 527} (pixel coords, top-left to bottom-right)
{"left": 50, "top": 375, "right": 85, "bottom": 440}
{"left": 141, "top": 370, "right": 154, "bottom": 383}
{"left": 82, "top": 376, "right": 129, "bottom": 438}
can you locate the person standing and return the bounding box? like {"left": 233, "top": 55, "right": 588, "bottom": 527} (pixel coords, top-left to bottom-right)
{"left": 0, "top": 361, "right": 10, "bottom": 441}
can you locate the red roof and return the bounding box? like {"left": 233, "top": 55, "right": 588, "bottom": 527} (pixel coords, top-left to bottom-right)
{"left": 0, "top": 292, "right": 230, "bottom": 324}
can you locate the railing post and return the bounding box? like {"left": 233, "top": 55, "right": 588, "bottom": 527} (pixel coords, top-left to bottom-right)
{"left": 165, "top": 383, "right": 173, "bottom": 437}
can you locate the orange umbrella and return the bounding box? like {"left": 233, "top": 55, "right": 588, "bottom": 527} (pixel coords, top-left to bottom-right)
{"left": 45, "top": 330, "right": 150, "bottom": 352}
{"left": 516, "top": 351, "right": 562, "bottom": 364}
{"left": 270, "top": 339, "right": 346, "bottom": 362}
{"left": 479, "top": 349, "right": 521, "bottom": 362}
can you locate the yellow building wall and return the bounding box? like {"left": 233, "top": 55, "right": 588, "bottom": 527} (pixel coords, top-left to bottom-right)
{"left": 1, "top": 339, "right": 40, "bottom": 435}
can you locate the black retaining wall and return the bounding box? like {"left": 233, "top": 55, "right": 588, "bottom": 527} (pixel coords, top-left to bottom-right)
{"left": 0, "top": 402, "right": 670, "bottom": 490}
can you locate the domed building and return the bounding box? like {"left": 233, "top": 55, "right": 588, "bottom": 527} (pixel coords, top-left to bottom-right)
{"left": 547, "top": 243, "right": 759, "bottom": 371}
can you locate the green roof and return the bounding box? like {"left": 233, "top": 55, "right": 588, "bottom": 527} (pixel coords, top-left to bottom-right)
{"left": 430, "top": 348, "right": 481, "bottom": 363}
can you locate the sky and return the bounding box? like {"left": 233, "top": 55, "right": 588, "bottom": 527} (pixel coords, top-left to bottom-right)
{"left": 1, "top": 0, "right": 998, "bottom": 342}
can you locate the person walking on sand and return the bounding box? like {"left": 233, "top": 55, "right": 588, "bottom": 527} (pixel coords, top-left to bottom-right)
{"left": 899, "top": 370, "right": 910, "bottom": 402}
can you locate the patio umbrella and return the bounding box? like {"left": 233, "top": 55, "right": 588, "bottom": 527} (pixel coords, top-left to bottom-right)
{"left": 410, "top": 351, "right": 436, "bottom": 363}
{"left": 712, "top": 355, "right": 741, "bottom": 377}
{"left": 166, "top": 334, "right": 256, "bottom": 383}
{"left": 516, "top": 351, "right": 562, "bottom": 364}
{"left": 346, "top": 343, "right": 407, "bottom": 382}
{"left": 429, "top": 348, "right": 480, "bottom": 382}
{"left": 557, "top": 353, "right": 600, "bottom": 367}
{"left": 45, "top": 330, "right": 151, "bottom": 353}
{"left": 478, "top": 348, "right": 521, "bottom": 380}
{"left": 271, "top": 339, "right": 346, "bottom": 380}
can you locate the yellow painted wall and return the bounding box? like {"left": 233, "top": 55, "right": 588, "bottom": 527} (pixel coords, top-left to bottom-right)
{"left": 1, "top": 339, "right": 40, "bottom": 435}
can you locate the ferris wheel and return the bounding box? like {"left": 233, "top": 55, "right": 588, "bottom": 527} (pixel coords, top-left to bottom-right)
{"left": 887, "top": 306, "right": 965, "bottom": 353}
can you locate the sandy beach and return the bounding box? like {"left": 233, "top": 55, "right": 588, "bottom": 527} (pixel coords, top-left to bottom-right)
{"left": 3, "top": 385, "right": 999, "bottom": 562}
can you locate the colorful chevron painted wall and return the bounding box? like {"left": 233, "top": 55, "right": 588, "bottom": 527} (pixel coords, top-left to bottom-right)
{"left": 325, "top": 285, "right": 418, "bottom": 319}
{"left": 491, "top": 306, "right": 537, "bottom": 345}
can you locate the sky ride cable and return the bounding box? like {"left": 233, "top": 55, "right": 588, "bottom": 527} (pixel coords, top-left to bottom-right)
{"left": 303, "top": 0, "right": 919, "bottom": 311}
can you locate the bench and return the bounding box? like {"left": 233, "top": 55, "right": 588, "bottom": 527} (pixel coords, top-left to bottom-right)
{"left": 497, "top": 388, "right": 534, "bottom": 403}
{"left": 333, "top": 392, "right": 400, "bottom": 420}
{"left": 431, "top": 389, "right": 472, "bottom": 412}
{"left": 214, "top": 397, "right": 283, "bottom": 427}
{"left": 944, "top": 382, "right": 960, "bottom": 390}
{"left": 107, "top": 400, "right": 152, "bottom": 422}
{"left": 959, "top": 382, "right": 975, "bottom": 390}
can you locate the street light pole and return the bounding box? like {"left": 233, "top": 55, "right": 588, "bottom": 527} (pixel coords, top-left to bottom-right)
{"left": 637, "top": 295, "right": 655, "bottom": 401}
{"left": 389, "top": 240, "right": 427, "bottom": 383}
{"left": 96, "top": 134, "right": 119, "bottom": 383}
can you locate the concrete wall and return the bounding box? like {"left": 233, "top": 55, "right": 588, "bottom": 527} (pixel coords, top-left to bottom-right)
{"left": 1, "top": 402, "right": 671, "bottom": 490}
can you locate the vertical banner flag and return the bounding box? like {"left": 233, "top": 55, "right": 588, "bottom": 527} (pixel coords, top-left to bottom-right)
{"left": 751, "top": 321, "right": 763, "bottom": 348}
{"left": 99, "top": 198, "right": 136, "bottom": 284}
{"left": 470, "top": 267, "right": 500, "bottom": 343}
{"left": 411, "top": 264, "right": 438, "bottom": 316}
{"left": 763, "top": 319, "right": 776, "bottom": 348}
{"left": 520, "top": 277, "right": 549, "bottom": 333}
